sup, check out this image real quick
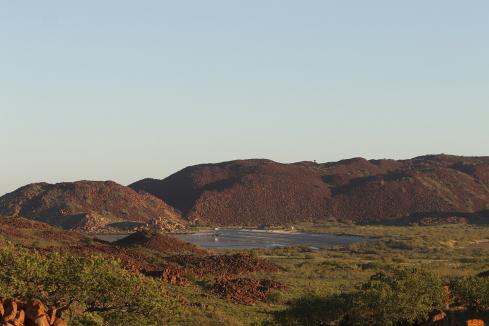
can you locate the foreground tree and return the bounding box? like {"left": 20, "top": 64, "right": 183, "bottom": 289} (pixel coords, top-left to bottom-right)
{"left": 0, "top": 243, "right": 190, "bottom": 325}
{"left": 346, "top": 267, "right": 446, "bottom": 325}
{"left": 451, "top": 276, "right": 489, "bottom": 312}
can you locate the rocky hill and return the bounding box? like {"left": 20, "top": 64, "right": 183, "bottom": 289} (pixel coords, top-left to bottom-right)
{"left": 130, "top": 155, "right": 489, "bottom": 225}
{"left": 113, "top": 230, "right": 206, "bottom": 255}
{"left": 130, "top": 159, "right": 333, "bottom": 225}
{"left": 0, "top": 181, "right": 185, "bottom": 232}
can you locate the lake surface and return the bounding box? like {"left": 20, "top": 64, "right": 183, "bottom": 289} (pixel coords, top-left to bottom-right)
{"left": 174, "top": 229, "right": 365, "bottom": 249}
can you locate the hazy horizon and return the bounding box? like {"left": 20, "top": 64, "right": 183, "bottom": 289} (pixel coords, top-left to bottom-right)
{"left": 1, "top": 1, "right": 488, "bottom": 196}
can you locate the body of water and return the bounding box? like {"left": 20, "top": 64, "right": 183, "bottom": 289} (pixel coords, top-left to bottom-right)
{"left": 174, "top": 229, "right": 365, "bottom": 249}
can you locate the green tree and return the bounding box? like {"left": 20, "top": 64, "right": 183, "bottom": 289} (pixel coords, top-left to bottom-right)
{"left": 346, "top": 267, "right": 446, "bottom": 325}
{"left": 0, "top": 243, "right": 193, "bottom": 325}
{"left": 274, "top": 266, "right": 446, "bottom": 325}
{"left": 451, "top": 276, "right": 489, "bottom": 312}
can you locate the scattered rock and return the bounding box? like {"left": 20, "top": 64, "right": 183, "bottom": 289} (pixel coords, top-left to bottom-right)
{"left": 163, "top": 253, "right": 283, "bottom": 277}
{"left": 431, "top": 310, "right": 446, "bottom": 323}
{"left": 0, "top": 298, "right": 66, "bottom": 326}
{"left": 161, "top": 267, "right": 189, "bottom": 286}
{"left": 212, "top": 278, "right": 283, "bottom": 305}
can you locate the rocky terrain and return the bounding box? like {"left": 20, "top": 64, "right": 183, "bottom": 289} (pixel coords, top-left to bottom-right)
{"left": 161, "top": 253, "right": 283, "bottom": 278}
{"left": 212, "top": 278, "right": 283, "bottom": 305}
{"left": 146, "top": 253, "right": 284, "bottom": 304}
{"left": 0, "top": 216, "right": 283, "bottom": 306}
{"left": 0, "top": 298, "right": 66, "bottom": 326}
{"left": 130, "top": 154, "right": 489, "bottom": 225}
{"left": 0, "top": 181, "right": 185, "bottom": 232}
{"left": 0, "top": 217, "right": 183, "bottom": 272}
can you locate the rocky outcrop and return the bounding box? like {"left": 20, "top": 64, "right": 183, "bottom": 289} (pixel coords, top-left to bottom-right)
{"left": 0, "top": 298, "right": 66, "bottom": 326}
{"left": 160, "top": 267, "right": 189, "bottom": 286}
{"left": 212, "top": 278, "right": 283, "bottom": 305}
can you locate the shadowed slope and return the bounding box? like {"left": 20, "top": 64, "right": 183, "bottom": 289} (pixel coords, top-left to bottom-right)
{"left": 131, "top": 159, "right": 332, "bottom": 225}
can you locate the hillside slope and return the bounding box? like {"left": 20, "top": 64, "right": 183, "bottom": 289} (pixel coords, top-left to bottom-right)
{"left": 0, "top": 181, "right": 185, "bottom": 232}
{"left": 131, "top": 159, "right": 333, "bottom": 225}
{"left": 0, "top": 216, "right": 203, "bottom": 273}
{"left": 130, "top": 155, "right": 489, "bottom": 225}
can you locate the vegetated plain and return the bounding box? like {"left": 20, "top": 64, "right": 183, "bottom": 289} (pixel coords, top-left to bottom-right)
{"left": 192, "top": 222, "right": 489, "bottom": 325}
{"left": 1, "top": 154, "right": 489, "bottom": 324}
{"left": 3, "top": 217, "right": 489, "bottom": 325}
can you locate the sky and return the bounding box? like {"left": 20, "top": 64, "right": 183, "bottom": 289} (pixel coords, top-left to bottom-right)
{"left": 0, "top": 1, "right": 488, "bottom": 195}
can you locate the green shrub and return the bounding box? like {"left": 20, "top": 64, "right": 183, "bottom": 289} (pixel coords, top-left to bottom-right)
{"left": 275, "top": 266, "right": 446, "bottom": 326}
{"left": 0, "top": 243, "right": 190, "bottom": 325}
{"left": 266, "top": 290, "right": 286, "bottom": 304}
{"left": 451, "top": 276, "right": 489, "bottom": 311}
{"left": 346, "top": 267, "right": 446, "bottom": 325}
{"left": 71, "top": 312, "right": 104, "bottom": 326}
{"left": 273, "top": 294, "right": 347, "bottom": 325}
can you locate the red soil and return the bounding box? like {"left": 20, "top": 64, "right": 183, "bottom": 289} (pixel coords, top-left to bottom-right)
{"left": 212, "top": 278, "right": 283, "bottom": 305}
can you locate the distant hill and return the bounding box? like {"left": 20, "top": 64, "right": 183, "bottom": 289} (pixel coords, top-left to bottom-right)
{"left": 130, "top": 159, "right": 332, "bottom": 225}
{"left": 0, "top": 216, "right": 88, "bottom": 248}
{"left": 0, "top": 181, "right": 185, "bottom": 232}
{"left": 130, "top": 155, "right": 489, "bottom": 225}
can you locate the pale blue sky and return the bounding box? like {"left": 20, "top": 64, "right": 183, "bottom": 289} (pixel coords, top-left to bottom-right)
{"left": 1, "top": 1, "right": 488, "bottom": 195}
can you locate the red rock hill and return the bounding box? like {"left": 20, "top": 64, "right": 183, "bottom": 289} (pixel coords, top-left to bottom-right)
{"left": 130, "top": 155, "right": 489, "bottom": 225}
{"left": 0, "top": 181, "right": 185, "bottom": 232}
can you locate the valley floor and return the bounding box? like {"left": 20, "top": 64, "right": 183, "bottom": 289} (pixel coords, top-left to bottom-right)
{"left": 169, "top": 223, "right": 489, "bottom": 325}
{"left": 3, "top": 219, "right": 489, "bottom": 325}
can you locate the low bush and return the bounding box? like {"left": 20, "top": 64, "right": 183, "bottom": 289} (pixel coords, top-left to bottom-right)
{"left": 451, "top": 276, "right": 489, "bottom": 312}
{"left": 275, "top": 266, "right": 446, "bottom": 325}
